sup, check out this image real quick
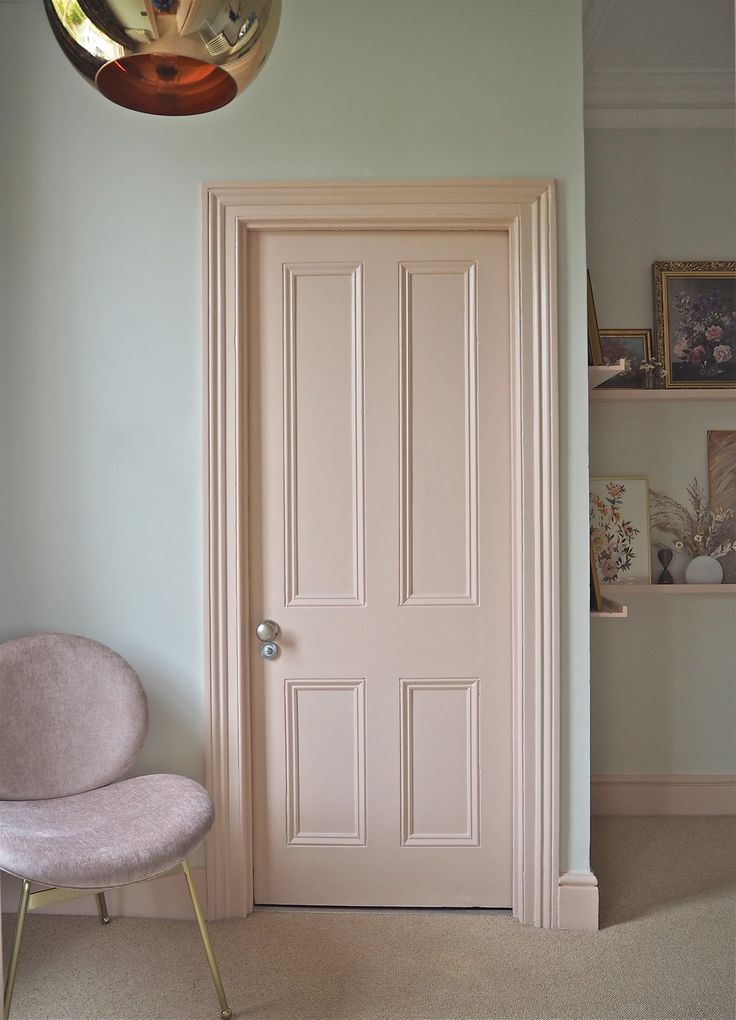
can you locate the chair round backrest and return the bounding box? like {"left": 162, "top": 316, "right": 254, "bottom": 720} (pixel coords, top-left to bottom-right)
{"left": 0, "top": 633, "right": 149, "bottom": 800}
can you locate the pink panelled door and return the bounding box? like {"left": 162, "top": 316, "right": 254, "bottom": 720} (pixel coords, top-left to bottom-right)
{"left": 248, "top": 230, "right": 512, "bottom": 907}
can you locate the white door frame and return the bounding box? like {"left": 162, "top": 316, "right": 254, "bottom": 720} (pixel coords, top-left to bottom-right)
{"left": 202, "top": 180, "right": 560, "bottom": 928}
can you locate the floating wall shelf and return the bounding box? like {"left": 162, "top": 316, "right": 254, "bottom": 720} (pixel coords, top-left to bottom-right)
{"left": 588, "top": 361, "right": 626, "bottom": 390}
{"left": 601, "top": 584, "right": 734, "bottom": 596}
{"left": 590, "top": 388, "right": 736, "bottom": 402}
{"left": 591, "top": 598, "right": 628, "bottom": 618}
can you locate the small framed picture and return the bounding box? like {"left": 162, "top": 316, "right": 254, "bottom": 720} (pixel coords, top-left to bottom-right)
{"left": 654, "top": 261, "right": 736, "bottom": 388}
{"left": 590, "top": 477, "right": 651, "bottom": 585}
{"left": 598, "top": 329, "right": 652, "bottom": 388}
{"left": 587, "top": 270, "right": 602, "bottom": 366}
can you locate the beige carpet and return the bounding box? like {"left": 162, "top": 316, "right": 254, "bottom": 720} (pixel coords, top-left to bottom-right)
{"left": 2, "top": 817, "right": 734, "bottom": 1020}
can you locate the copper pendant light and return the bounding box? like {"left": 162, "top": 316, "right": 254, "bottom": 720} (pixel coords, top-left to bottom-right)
{"left": 44, "top": 0, "right": 281, "bottom": 116}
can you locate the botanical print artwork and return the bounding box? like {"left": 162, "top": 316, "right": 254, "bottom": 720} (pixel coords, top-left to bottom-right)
{"left": 590, "top": 478, "right": 651, "bottom": 584}
{"left": 654, "top": 262, "right": 736, "bottom": 388}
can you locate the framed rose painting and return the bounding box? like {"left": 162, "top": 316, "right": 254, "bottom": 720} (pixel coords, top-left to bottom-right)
{"left": 654, "top": 261, "right": 736, "bottom": 388}
{"left": 590, "top": 477, "right": 651, "bottom": 585}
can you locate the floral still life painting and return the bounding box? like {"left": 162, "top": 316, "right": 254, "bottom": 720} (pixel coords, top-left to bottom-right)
{"left": 590, "top": 478, "right": 651, "bottom": 584}
{"left": 654, "top": 261, "right": 736, "bottom": 388}
{"left": 598, "top": 329, "right": 652, "bottom": 388}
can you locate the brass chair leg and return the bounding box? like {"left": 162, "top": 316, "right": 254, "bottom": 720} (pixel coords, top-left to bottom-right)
{"left": 96, "top": 892, "right": 111, "bottom": 925}
{"left": 3, "top": 879, "right": 31, "bottom": 1020}
{"left": 181, "top": 860, "right": 232, "bottom": 1020}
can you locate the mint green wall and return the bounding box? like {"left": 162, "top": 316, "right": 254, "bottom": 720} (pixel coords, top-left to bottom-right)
{"left": 587, "top": 127, "right": 736, "bottom": 774}
{"left": 0, "top": 1, "right": 590, "bottom": 874}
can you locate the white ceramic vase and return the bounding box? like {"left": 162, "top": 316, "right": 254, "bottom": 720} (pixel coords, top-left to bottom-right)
{"left": 684, "top": 555, "right": 724, "bottom": 585}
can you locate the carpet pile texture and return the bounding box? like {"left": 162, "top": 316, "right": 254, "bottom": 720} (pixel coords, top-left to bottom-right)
{"left": 2, "top": 816, "right": 734, "bottom": 1019}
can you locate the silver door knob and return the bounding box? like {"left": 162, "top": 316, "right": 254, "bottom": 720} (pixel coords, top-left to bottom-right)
{"left": 256, "top": 619, "right": 280, "bottom": 642}
{"left": 259, "top": 641, "right": 279, "bottom": 660}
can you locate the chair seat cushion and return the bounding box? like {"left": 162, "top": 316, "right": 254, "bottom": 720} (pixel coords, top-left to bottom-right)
{"left": 0, "top": 774, "right": 214, "bottom": 889}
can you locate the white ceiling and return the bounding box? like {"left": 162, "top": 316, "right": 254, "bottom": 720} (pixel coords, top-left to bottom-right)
{"left": 5, "top": 0, "right": 734, "bottom": 70}
{"left": 585, "top": 0, "right": 735, "bottom": 70}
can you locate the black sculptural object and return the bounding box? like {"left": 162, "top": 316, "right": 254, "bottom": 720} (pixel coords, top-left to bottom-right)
{"left": 657, "top": 547, "right": 674, "bottom": 584}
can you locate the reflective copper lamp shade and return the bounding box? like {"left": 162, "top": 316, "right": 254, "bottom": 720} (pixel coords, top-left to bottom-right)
{"left": 44, "top": 0, "right": 280, "bottom": 116}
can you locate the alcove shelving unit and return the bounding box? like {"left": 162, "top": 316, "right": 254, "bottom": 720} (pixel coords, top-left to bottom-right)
{"left": 588, "top": 379, "right": 734, "bottom": 619}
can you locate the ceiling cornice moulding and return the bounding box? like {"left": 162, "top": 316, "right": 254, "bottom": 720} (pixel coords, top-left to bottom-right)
{"left": 585, "top": 68, "right": 735, "bottom": 128}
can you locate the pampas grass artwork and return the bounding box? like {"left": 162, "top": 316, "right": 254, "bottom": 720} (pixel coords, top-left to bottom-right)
{"left": 708, "top": 430, "right": 736, "bottom": 581}
{"left": 649, "top": 478, "right": 736, "bottom": 568}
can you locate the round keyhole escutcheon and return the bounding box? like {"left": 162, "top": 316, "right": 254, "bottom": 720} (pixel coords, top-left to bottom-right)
{"left": 259, "top": 641, "right": 279, "bottom": 660}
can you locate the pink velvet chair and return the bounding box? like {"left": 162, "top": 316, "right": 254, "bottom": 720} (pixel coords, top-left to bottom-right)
{"left": 0, "top": 633, "right": 232, "bottom": 1020}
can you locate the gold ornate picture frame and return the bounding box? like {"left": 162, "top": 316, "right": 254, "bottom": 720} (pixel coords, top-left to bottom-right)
{"left": 654, "top": 261, "right": 736, "bottom": 389}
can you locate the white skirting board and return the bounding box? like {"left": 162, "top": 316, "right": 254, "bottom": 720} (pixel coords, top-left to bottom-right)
{"left": 558, "top": 871, "right": 599, "bottom": 931}
{"left": 592, "top": 774, "right": 736, "bottom": 816}
{"left": 0, "top": 866, "right": 206, "bottom": 921}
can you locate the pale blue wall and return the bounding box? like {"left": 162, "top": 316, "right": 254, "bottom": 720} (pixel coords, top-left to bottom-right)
{"left": 0, "top": 1, "right": 590, "bottom": 874}
{"left": 587, "top": 126, "right": 736, "bottom": 774}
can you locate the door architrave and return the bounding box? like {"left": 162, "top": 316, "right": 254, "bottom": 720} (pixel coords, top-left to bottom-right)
{"left": 203, "top": 179, "right": 560, "bottom": 928}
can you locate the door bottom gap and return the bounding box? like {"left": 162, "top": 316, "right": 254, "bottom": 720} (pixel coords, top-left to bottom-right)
{"left": 253, "top": 904, "right": 512, "bottom": 915}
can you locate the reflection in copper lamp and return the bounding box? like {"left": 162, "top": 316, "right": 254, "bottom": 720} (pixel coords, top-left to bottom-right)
{"left": 43, "top": 0, "right": 281, "bottom": 117}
